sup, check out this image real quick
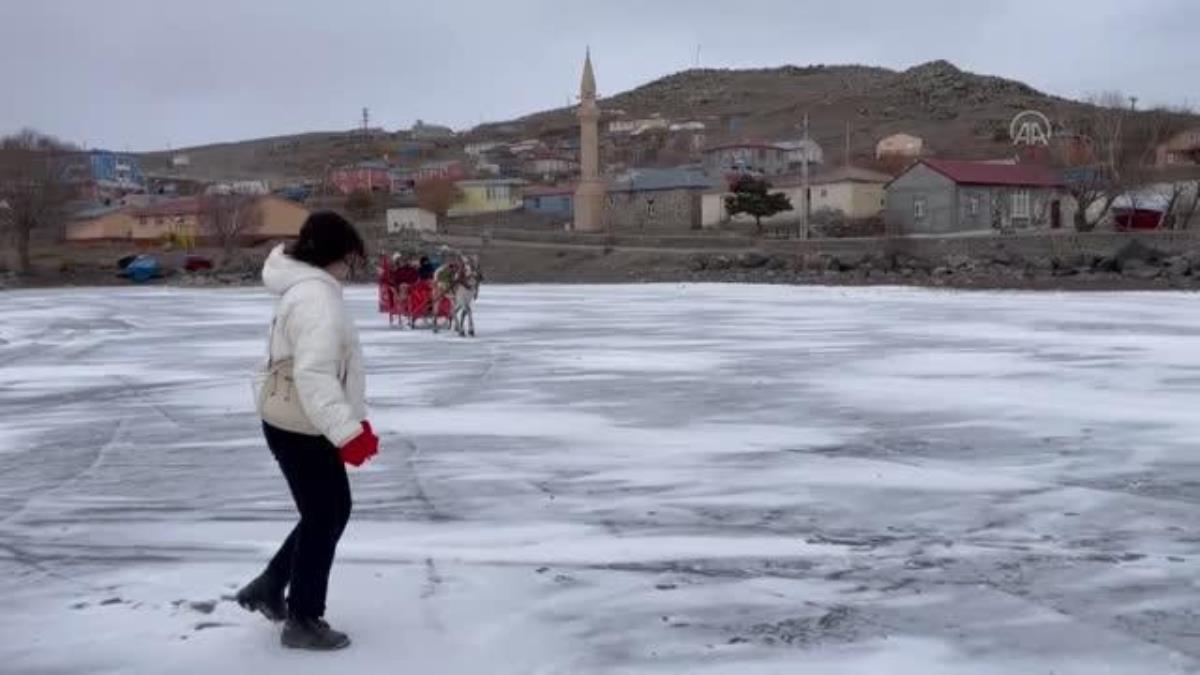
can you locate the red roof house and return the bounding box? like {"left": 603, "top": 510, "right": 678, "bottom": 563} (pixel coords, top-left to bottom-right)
{"left": 886, "top": 159, "right": 1067, "bottom": 234}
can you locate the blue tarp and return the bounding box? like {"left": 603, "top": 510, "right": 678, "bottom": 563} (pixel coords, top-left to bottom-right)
{"left": 121, "top": 255, "right": 161, "bottom": 283}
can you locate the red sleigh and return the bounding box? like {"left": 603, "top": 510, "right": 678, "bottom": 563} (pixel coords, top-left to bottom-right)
{"left": 377, "top": 255, "right": 453, "bottom": 328}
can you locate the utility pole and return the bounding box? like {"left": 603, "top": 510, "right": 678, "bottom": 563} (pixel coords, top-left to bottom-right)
{"left": 844, "top": 120, "right": 851, "bottom": 167}
{"left": 800, "top": 113, "right": 810, "bottom": 239}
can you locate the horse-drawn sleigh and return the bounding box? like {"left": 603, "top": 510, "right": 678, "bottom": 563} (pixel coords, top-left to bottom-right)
{"left": 377, "top": 250, "right": 481, "bottom": 337}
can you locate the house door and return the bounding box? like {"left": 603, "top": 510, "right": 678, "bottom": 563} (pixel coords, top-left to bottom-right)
{"left": 1051, "top": 200, "right": 1062, "bottom": 229}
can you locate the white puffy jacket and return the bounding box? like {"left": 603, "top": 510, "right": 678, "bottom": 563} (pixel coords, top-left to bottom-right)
{"left": 260, "top": 245, "right": 367, "bottom": 447}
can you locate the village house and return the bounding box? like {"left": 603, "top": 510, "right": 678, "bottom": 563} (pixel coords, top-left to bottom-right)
{"left": 702, "top": 142, "right": 791, "bottom": 176}
{"left": 391, "top": 160, "right": 469, "bottom": 192}
{"left": 608, "top": 115, "right": 670, "bottom": 136}
{"left": 526, "top": 153, "right": 579, "bottom": 181}
{"left": 700, "top": 165, "right": 891, "bottom": 229}
{"left": 507, "top": 139, "right": 544, "bottom": 156}
{"left": 807, "top": 166, "right": 891, "bottom": 218}
{"left": 65, "top": 195, "right": 309, "bottom": 243}
{"left": 386, "top": 206, "right": 438, "bottom": 234}
{"left": 1157, "top": 128, "right": 1200, "bottom": 167}
{"left": 523, "top": 184, "right": 575, "bottom": 217}
{"left": 885, "top": 159, "right": 1066, "bottom": 235}
{"left": 464, "top": 141, "right": 502, "bottom": 157}
{"left": 449, "top": 178, "right": 526, "bottom": 216}
{"left": 776, "top": 139, "right": 825, "bottom": 170}
{"left": 605, "top": 168, "right": 716, "bottom": 231}
{"left": 205, "top": 180, "right": 270, "bottom": 196}
{"left": 330, "top": 160, "right": 390, "bottom": 194}
{"left": 876, "top": 133, "right": 924, "bottom": 159}
{"left": 59, "top": 149, "right": 146, "bottom": 199}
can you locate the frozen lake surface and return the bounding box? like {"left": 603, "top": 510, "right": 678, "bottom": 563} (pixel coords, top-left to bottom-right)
{"left": 3, "top": 284, "right": 1200, "bottom": 674}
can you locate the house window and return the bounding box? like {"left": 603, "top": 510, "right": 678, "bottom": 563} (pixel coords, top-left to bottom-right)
{"left": 969, "top": 195, "right": 980, "bottom": 216}
{"left": 1011, "top": 190, "right": 1031, "bottom": 218}
{"left": 646, "top": 199, "right": 657, "bottom": 217}
{"left": 913, "top": 197, "right": 927, "bottom": 220}
{"left": 820, "top": 188, "right": 828, "bottom": 198}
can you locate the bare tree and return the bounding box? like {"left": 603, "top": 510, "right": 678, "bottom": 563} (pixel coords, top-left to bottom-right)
{"left": 1057, "top": 94, "right": 1191, "bottom": 231}
{"left": 415, "top": 177, "right": 463, "bottom": 220}
{"left": 197, "top": 194, "right": 261, "bottom": 253}
{"left": 344, "top": 189, "right": 374, "bottom": 219}
{"left": 1161, "top": 179, "right": 1200, "bottom": 229}
{"left": 0, "top": 129, "right": 73, "bottom": 275}
{"left": 1057, "top": 93, "right": 1127, "bottom": 231}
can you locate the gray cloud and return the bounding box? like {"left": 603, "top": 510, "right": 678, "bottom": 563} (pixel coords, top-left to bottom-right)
{"left": 2, "top": 0, "right": 1196, "bottom": 150}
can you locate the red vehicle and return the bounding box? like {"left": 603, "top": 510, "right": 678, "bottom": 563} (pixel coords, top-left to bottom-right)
{"left": 184, "top": 254, "right": 214, "bottom": 272}
{"left": 377, "top": 255, "right": 452, "bottom": 329}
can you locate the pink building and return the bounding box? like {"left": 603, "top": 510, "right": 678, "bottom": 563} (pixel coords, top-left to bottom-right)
{"left": 390, "top": 160, "right": 469, "bottom": 192}
{"left": 330, "top": 161, "right": 391, "bottom": 195}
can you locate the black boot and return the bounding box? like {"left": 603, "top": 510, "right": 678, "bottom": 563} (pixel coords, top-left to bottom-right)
{"left": 281, "top": 617, "right": 351, "bottom": 651}
{"left": 235, "top": 574, "right": 287, "bottom": 623}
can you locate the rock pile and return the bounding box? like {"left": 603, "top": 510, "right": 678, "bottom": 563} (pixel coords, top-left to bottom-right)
{"left": 684, "top": 241, "right": 1200, "bottom": 289}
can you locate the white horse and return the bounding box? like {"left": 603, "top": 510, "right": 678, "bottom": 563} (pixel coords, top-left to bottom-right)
{"left": 432, "top": 257, "right": 481, "bottom": 337}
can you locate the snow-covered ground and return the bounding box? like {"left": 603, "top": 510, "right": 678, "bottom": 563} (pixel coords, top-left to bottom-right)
{"left": 3, "top": 284, "right": 1200, "bottom": 674}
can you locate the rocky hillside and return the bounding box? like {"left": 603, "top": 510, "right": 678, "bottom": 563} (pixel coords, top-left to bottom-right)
{"left": 474, "top": 60, "right": 1088, "bottom": 160}
{"left": 139, "top": 60, "right": 1197, "bottom": 182}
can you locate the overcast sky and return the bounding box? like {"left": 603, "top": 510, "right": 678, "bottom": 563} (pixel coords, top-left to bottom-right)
{"left": 2, "top": 0, "right": 1197, "bottom": 151}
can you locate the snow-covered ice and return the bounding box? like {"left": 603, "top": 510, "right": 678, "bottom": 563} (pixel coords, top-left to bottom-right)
{"left": 3, "top": 284, "right": 1200, "bottom": 673}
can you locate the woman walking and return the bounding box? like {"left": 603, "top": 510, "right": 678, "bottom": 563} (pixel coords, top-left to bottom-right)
{"left": 237, "top": 211, "right": 380, "bottom": 651}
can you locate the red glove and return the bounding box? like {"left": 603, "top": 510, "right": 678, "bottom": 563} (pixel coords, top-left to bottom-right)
{"left": 340, "top": 421, "right": 379, "bottom": 467}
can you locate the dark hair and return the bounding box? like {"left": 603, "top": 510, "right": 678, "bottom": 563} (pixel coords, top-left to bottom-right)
{"left": 289, "top": 211, "right": 366, "bottom": 269}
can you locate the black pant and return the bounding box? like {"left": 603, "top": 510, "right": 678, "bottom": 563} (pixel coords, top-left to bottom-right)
{"left": 259, "top": 422, "right": 352, "bottom": 620}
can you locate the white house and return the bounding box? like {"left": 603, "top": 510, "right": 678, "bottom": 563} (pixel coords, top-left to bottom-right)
{"left": 876, "top": 133, "right": 924, "bottom": 159}
{"left": 609, "top": 116, "right": 670, "bottom": 135}
{"left": 205, "top": 180, "right": 270, "bottom": 196}
{"left": 465, "top": 141, "right": 502, "bottom": 157}
{"left": 386, "top": 207, "right": 438, "bottom": 234}
{"left": 777, "top": 139, "right": 824, "bottom": 168}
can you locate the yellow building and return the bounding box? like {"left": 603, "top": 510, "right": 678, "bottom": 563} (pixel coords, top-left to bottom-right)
{"left": 448, "top": 179, "right": 526, "bottom": 217}
{"left": 701, "top": 166, "right": 892, "bottom": 228}
{"left": 65, "top": 207, "right": 140, "bottom": 241}
{"left": 65, "top": 195, "right": 310, "bottom": 244}
{"left": 248, "top": 196, "right": 312, "bottom": 239}
{"left": 808, "top": 166, "right": 893, "bottom": 219}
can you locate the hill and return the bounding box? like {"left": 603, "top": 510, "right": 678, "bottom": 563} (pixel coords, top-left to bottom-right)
{"left": 139, "top": 60, "right": 1197, "bottom": 182}
{"left": 138, "top": 130, "right": 406, "bottom": 184}
{"left": 473, "top": 60, "right": 1091, "bottom": 158}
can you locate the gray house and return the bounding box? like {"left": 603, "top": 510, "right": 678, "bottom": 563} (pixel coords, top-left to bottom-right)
{"left": 605, "top": 168, "right": 718, "bottom": 231}
{"left": 886, "top": 159, "right": 1066, "bottom": 234}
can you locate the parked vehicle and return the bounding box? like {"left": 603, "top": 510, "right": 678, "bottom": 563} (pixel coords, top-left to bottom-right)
{"left": 184, "top": 254, "right": 214, "bottom": 272}
{"left": 119, "top": 255, "right": 162, "bottom": 283}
